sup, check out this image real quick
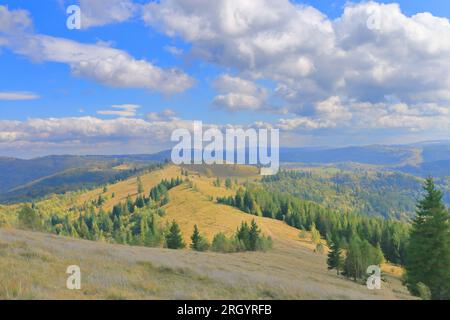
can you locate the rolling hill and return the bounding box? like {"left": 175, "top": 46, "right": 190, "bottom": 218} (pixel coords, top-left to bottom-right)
{"left": 0, "top": 164, "right": 412, "bottom": 300}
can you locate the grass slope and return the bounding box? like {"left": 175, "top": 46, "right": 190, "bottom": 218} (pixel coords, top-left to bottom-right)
{"left": 0, "top": 228, "right": 411, "bottom": 300}
{"left": 0, "top": 164, "right": 413, "bottom": 299}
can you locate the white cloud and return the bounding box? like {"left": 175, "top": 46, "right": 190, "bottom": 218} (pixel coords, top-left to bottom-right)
{"left": 143, "top": 0, "right": 450, "bottom": 132}
{"left": 0, "top": 5, "right": 194, "bottom": 94}
{"left": 97, "top": 104, "right": 140, "bottom": 117}
{"left": 0, "top": 91, "right": 39, "bottom": 101}
{"left": 164, "top": 45, "right": 184, "bottom": 56}
{"left": 212, "top": 74, "right": 268, "bottom": 111}
{"left": 146, "top": 108, "right": 177, "bottom": 121}
{"left": 0, "top": 5, "right": 32, "bottom": 33}
{"left": 79, "top": 0, "right": 137, "bottom": 29}
{"left": 0, "top": 116, "right": 198, "bottom": 157}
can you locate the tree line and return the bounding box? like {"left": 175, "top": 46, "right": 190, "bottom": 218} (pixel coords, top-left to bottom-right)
{"left": 217, "top": 187, "right": 409, "bottom": 265}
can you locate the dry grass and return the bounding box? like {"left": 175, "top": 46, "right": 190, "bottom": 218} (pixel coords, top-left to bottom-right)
{"left": 0, "top": 228, "right": 413, "bottom": 300}
{"left": 76, "top": 165, "right": 182, "bottom": 211}
{"left": 0, "top": 164, "right": 414, "bottom": 300}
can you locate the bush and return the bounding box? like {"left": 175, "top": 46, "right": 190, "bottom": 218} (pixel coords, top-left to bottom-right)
{"left": 256, "top": 235, "right": 273, "bottom": 252}
{"left": 416, "top": 282, "right": 432, "bottom": 300}
{"left": 211, "top": 233, "right": 237, "bottom": 253}
{"left": 18, "top": 205, "right": 42, "bottom": 231}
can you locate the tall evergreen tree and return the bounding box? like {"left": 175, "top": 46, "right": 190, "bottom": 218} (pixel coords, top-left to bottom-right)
{"left": 249, "top": 220, "right": 261, "bottom": 251}
{"left": 405, "top": 178, "right": 450, "bottom": 300}
{"left": 166, "top": 220, "right": 186, "bottom": 249}
{"left": 327, "top": 238, "right": 344, "bottom": 275}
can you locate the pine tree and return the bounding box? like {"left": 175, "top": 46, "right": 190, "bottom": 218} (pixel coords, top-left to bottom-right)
{"left": 249, "top": 220, "right": 261, "bottom": 251}
{"left": 236, "top": 221, "right": 251, "bottom": 250}
{"left": 166, "top": 220, "right": 186, "bottom": 249}
{"left": 405, "top": 178, "right": 450, "bottom": 300}
{"left": 327, "top": 238, "right": 344, "bottom": 275}
{"left": 191, "top": 224, "right": 201, "bottom": 250}
{"left": 190, "top": 225, "right": 209, "bottom": 251}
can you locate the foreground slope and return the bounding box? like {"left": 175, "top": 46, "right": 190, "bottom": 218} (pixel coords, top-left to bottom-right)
{"left": 0, "top": 164, "right": 413, "bottom": 299}
{"left": 0, "top": 228, "right": 411, "bottom": 300}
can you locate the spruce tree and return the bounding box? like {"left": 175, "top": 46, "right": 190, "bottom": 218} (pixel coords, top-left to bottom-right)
{"left": 249, "top": 220, "right": 261, "bottom": 251}
{"left": 327, "top": 238, "right": 344, "bottom": 275}
{"left": 166, "top": 220, "right": 186, "bottom": 249}
{"left": 190, "top": 225, "right": 209, "bottom": 251}
{"left": 405, "top": 178, "right": 450, "bottom": 300}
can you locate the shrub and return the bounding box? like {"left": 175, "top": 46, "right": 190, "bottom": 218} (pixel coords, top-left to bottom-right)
{"left": 211, "top": 233, "right": 236, "bottom": 253}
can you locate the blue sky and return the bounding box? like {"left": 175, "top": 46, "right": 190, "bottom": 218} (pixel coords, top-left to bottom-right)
{"left": 1, "top": 0, "right": 450, "bottom": 157}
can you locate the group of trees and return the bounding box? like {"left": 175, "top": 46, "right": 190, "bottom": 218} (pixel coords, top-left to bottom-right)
{"left": 218, "top": 187, "right": 409, "bottom": 265}
{"left": 327, "top": 236, "right": 384, "bottom": 280}
{"left": 209, "top": 220, "right": 273, "bottom": 253}
{"left": 262, "top": 170, "right": 435, "bottom": 220}
{"left": 213, "top": 177, "right": 234, "bottom": 189}
{"left": 163, "top": 220, "right": 273, "bottom": 253}
{"left": 17, "top": 178, "right": 184, "bottom": 248}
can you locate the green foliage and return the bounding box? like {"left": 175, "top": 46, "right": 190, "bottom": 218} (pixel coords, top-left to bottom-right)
{"left": 213, "top": 178, "right": 221, "bottom": 187}
{"left": 327, "top": 238, "right": 344, "bottom": 275}
{"left": 0, "top": 161, "right": 165, "bottom": 204}
{"left": 218, "top": 185, "right": 408, "bottom": 265}
{"left": 211, "top": 220, "right": 272, "bottom": 253}
{"left": 211, "top": 233, "right": 237, "bottom": 253}
{"left": 165, "top": 220, "right": 186, "bottom": 249}
{"left": 405, "top": 178, "right": 450, "bottom": 300}
{"left": 416, "top": 282, "right": 432, "bottom": 300}
{"left": 262, "top": 169, "right": 450, "bottom": 220}
{"left": 18, "top": 205, "right": 42, "bottom": 231}
{"left": 149, "top": 177, "right": 183, "bottom": 205}
{"left": 343, "top": 237, "right": 386, "bottom": 281}
{"left": 190, "top": 225, "right": 210, "bottom": 252}
{"left": 225, "top": 178, "right": 233, "bottom": 189}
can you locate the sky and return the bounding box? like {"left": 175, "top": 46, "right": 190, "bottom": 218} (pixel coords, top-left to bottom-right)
{"left": 1, "top": 0, "right": 450, "bottom": 158}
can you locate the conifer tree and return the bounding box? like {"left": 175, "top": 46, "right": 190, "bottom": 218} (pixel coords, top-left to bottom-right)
{"left": 249, "top": 220, "right": 261, "bottom": 251}
{"left": 327, "top": 238, "right": 344, "bottom": 275}
{"left": 405, "top": 178, "right": 450, "bottom": 300}
{"left": 190, "top": 225, "right": 210, "bottom": 251}
{"left": 166, "top": 220, "right": 186, "bottom": 249}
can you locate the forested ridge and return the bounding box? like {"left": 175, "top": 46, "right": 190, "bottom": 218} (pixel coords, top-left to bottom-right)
{"left": 262, "top": 169, "right": 450, "bottom": 220}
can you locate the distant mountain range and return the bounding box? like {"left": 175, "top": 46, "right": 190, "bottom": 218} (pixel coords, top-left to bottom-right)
{"left": 1, "top": 141, "right": 450, "bottom": 203}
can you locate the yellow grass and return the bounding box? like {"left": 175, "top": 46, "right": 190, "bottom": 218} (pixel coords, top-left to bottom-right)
{"left": 76, "top": 165, "right": 182, "bottom": 211}
{"left": 0, "top": 163, "right": 410, "bottom": 299}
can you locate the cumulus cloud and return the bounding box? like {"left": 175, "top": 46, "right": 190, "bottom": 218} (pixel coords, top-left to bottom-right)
{"left": 0, "top": 5, "right": 194, "bottom": 94}
{"left": 0, "top": 91, "right": 39, "bottom": 101}
{"left": 79, "top": 0, "right": 137, "bottom": 29}
{"left": 212, "top": 75, "right": 268, "bottom": 111}
{"left": 0, "top": 116, "right": 198, "bottom": 157}
{"left": 143, "top": 0, "right": 450, "bottom": 133}
{"left": 0, "top": 5, "right": 32, "bottom": 33}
